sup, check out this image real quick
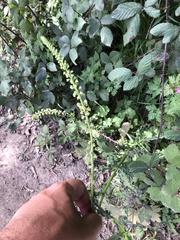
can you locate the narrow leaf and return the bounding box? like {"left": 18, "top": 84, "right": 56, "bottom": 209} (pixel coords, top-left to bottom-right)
{"left": 69, "top": 48, "right": 78, "bottom": 65}
{"left": 111, "top": 2, "right": 142, "bottom": 20}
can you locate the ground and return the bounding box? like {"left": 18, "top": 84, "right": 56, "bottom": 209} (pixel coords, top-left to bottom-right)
{"left": 0, "top": 112, "right": 116, "bottom": 239}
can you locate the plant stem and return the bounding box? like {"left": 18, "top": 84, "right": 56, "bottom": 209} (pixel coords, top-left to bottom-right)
{"left": 153, "top": 0, "right": 169, "bottom": 153}
{"left": 98, "top": 152, "right": 129, "bottom": 208}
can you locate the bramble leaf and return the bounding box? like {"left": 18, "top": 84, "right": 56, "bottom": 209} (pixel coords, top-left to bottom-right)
{"left": 111, "top": 2, "right": 142, "bottom": 20}
{"left": 129, "top": 161, "right": 149, "bottom": 173}
{"left": 137, "top": 54, "right": 152, "bottom": 75}
{"left": 108, "top": 67, "right": 132, "bottom": 82}
{"left": 100, "top": 27, "right": 113, "bottom": 47}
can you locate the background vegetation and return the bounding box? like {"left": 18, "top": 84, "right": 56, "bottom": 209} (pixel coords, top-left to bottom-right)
{"left": 0, "top": 0, "right": 180, "bottom": 239}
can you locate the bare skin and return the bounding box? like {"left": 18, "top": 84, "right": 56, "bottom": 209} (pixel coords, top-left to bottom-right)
{"left": 0, "top": 179, "right": 102, "bottom": 240}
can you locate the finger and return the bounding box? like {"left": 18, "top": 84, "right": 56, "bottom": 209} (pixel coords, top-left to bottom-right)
{"left": 83, "top": 212, "right": 102, "bottom": 239}
{"left": 66, "top": 179, "right": 91, "bottom": 216}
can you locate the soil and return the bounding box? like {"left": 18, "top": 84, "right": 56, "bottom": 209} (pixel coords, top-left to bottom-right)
{"left": 0, "top": 112, "right": 116, "bottom": 239}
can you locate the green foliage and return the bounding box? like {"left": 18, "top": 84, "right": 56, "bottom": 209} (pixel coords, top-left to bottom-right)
{"left": 1, "top": 0, "right": 180, "bottom": 238}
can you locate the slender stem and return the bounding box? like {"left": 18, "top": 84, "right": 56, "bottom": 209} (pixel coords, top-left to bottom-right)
{"left": 153, "top": 0, "right": 169, "bottom": 153}
{"left": 0, "top": 22, "right": 26, "bottom": 44}
{"left": 0, "top": 33, "right": 18, "bottom": 56}
{"left": 27, "top": 6, "right": 42, "bottom": 26}
{"left": 98, "top": 152, "right": 129, "bottom": 208}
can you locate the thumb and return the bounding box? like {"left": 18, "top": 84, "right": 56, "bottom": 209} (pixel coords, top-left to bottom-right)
{"left": 83, "top": 212, "right": 102, "bottom": 240}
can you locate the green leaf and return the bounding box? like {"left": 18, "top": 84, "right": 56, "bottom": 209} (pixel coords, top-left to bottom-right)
{"left": 162, "top": 179, "right": 180, "bottom": 196}
{"left": 123, "top": 76, "right": 139, "bottom": 91}
{"left": 150, "top": 169, "right": 164, "bottom": 186}
{"left": 166, "top": 166, "right": 180, "bottom": 182}
{"left": 164, "top": 144, "right": 180, "bottom": 167}
{"left": 149, "top": 154, "right": 161, "bottom": 168}
{"left": 94, "top": 0, "right": 104, "bottom": 11}
{"left": 71, "top": 31, "right": 82, "bottom": 48}
{"left": 100, "top": 52, "right": 110, "bottom": 64}
{"left": 0, "top": 80, "right": 11, "bottom": 96}
{"left": 164, "top": 130, "right": 180, "bottom": 141}
{"left": 100, "top": 27, "right": 113, "bottom": 47}
{"left": 175, "top": 6, "right": 180, "bottom": 16}
{"left": 88, "top": 18, "right": 100, "bottom": 38}
{"left": 75, "top": 17, "right": 86, "bottom": 31}
{"left": 99, "top": 89, "right": 109, "bottom": 101}
{"left": 47, "top": 62, "right": 57, "bottom": 72}
{"left": 108, "top": 67, "right": 132, "bottom": 82}
{"left": 150, "top": 23, "right": 180, "bottom": 44}
{"left": 43, "top": 125, "right": 49, "bottom": 135}
{"left": 147, "top": 186, "right": 163, "bottom": 201}
{"left": 169, "top": 197, "right": 180, "bottom": 213}
{"left": 18, "top": 0, "right": 29, "bottom": 7}
{"left": 101, "top": 14, "right": 115, "bottom": 25}
{"left": 111, "top": 2, "right": 142, "bottom": 20}
{"left": 69, "top": 48, "right": 78, "bottom": 65}
{"left": 145, "top": 0, "right": 158, "bottom": 8}
{"left": 66, "top": 6, "right": 74, "bottom": 22}
{"left": 21, "top": 80, "right": 33, "bottom": 96}
{"left": 145, "top": 7, "right": 160, "bottom": 18}
{"left": 137, "top": 54, "right": 152, "bottom": 75}
{"left": 19, "top": 19, "right": 33, "bottom": 33}
{"left": 129, "top": 161, "right": 149, "bottom": 173}
{"left": 123, "top": 14, "right": 140, "bottom": 46}
{"left": 87, "top": 91, "right": 97, "bottom": 101}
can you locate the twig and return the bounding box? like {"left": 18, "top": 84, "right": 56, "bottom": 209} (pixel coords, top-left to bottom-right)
{"left": 0, "top": 33, "right": 18, "bottom": 56}
{"left": 153, "top": 0, "right": 169, "bottom": 153}
{"left": 27, "top": 6, "right": 42, "bottom": 26}
{"left": 100, "top": 132, "right": 123, "bottom": 146}
{"left": 0, "top": 22, "right": 26, "bottom": 44}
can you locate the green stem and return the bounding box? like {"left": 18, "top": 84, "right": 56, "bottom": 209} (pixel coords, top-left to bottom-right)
{"left": 98, "top": 152, "right": 129, "bottom": 208}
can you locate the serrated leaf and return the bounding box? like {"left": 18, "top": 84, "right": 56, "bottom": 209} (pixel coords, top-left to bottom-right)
{"left": 123, "top": 14, "right": 140, "bottom": 46}
{"left": 19, "top": 19, "right": 33, "bottom": 33}
{"left": 0, "top": 80, "right": 11, "bottom": 96}
{"left": 162, "top": 179, "right": 180, "bottom": 196}
{"left": 71, "top": 31, "right": 82, "bottom": 48}
{"left": 123, "top": 76, "right": 139, "bottom": 91}
{"left": 47, "top": 62, "right": 57, "bottom": 72}
{"left": 111, "top": 2, "right": 142, "bottom": 20}
{"left": 147, "top": 186, "right": 163, "bottom": 201}
{"left": 129, "top": 161, "right": 149, "bottom": 173}
{"left": 166, "top": 166, "right": 180, "bottom": 182}
{"left": 150, "top": 23, "right": 180, "bottom": 44}
{"left": 164, "top": 144, "right": 180, "bottom": 167}
{"left": 169, "top": 197, "right": 180, "bottom": 213}
{"left": 175, "top": 6, "right": 180, "bottom": 16}
{"left": 145, "top": 0, "right": 158, "bottom": 8}
{"left": 145, "top": 7, "right": 160, "bottom": 18}
{"left": 137, "top": 54, "right": 152, "bottom": 75}
{"left": 150, "top": 169, "right": 164, "bottom": 186}
{"left": 101, "top": 14, "right": 115, "bottom": 25}
{"left": 87, "top": 91, "right": 97, "bottom": 101}
{"left": 100, "top": 27, "right": 113, "bottom": 47}
{"left": 88, "top": 18, "right": 100, "bottom": 38}
{"left": 164, "top": 130, "right": 180, "bottom": 141}
{"left": 69, "top": 48, "right": 78, "bottom": 65}
{"left": 149, "top": 154, "right": 160, "bottom": 168}
{"left": 108, "top": 67, "right": 132, "bottom": 82}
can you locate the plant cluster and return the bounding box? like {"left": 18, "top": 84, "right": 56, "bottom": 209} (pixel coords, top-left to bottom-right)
{"left": 0, "top": 0, "right": 180, "bottom": 239}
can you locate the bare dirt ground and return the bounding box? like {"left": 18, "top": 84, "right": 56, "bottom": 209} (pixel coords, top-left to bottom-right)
{"left": 0, "top": 112, "right": 116, "bottom": 239}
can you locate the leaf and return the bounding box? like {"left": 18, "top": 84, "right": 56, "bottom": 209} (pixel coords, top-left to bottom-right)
{"left": 19, "top": 19, "right": 33, "bottom": 33}
{"left": 99, "top": 89, "right": 109, "bottom": 101}
{"left": 60, "top": 45, "right": 70, "bottom": 58}
{"left": 100, "top": 52, "right": 110, "bottom": 64}
{"left": 145, "top": 0, "right": 158, "bottom": 7}
{"left": 164, "top": 130, "right": 180, "bottom": 141}
{"left": 75, "top": 17, "right": 86, "bottom": 31}
{"left": 162, "top": 179, "right": 180, "bottom": 196}
{"left": 87, "top": 91, "right": 97, "bottom": 101}
{"left": 175, "top": 6, "right": 180, "bottom": 16}
{"left": 108, "top": 67, "right": 132, "bottom": 82}
{"left": 111, "top": 2, "right": 142, "bottom": 20}
{"left": 166, "top": 166, "right": 180, "bottom": 182}
{"left": 150, "top": 23, "right": 180, "bottom": 44}
{"left": 0, "top": 80, "right": 11, "bottom": 96}
{"left": 35, "top": 67, "right": 47, "bottom": 82}
{"left": 147, "top": 186, "right": 163, "bottom": 201}
{"left": 66, "top": 6, "right": 74, "bottom": 22}
{"left": 88, "top": 18, "right": 100, "bottom": 38}
{"left": 123, "top": 76, "right": 139, "bottom": 91}
{"left": 69, "top": 48, "right": 78, "bottom": 65}
{"left": 123, "top": 14, "right": 140, "bottom": 46}
{"left": 137, "top": 54, "right": 152, "bottom": 75}
{"left": 101, "top": 14, "right": 115, "bottom": 25}
{"left": 47, "top": 62, "right": 57, "bottom": 72}
{"left": 71, "top": 31, "right": 82, "bottom": 48}
{"left": 164, "top": 144, "right": 180, "bottom": 167}
{"left": 100, "top": 27, "right": 113, "bottom": 47}
{"left": 21, "top": 80, "right": 33, "bottom": 96}
{"left": 129, "top": 161, "right": 149, "bottom": 173}
{"left": 94, "top": 0, "right": 104, "bottom": 11}
{"left": 145, "top": 7, "right": 160, "bottom": 18}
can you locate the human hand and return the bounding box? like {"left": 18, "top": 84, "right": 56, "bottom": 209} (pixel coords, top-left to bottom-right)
{"left": 0, "top": 179, "right": 102, "bottom": 240}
